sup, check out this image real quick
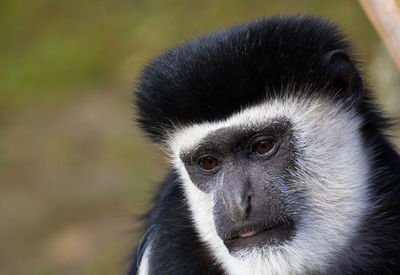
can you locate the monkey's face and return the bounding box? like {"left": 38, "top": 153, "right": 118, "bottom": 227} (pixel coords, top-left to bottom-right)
{"left": 179, "top": 119, "right": 298, "bottom": 253}
{"left": 170, "top": 98, "right": 371, "bottom": 273}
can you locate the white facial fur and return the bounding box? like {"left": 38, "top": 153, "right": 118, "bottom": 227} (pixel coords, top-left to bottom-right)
{"left": 168, "top": 97, "right": 372, "bottom": 274}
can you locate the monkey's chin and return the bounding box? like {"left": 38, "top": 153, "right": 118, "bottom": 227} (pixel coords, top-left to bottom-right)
{"left": 222, "top": 221, "right": 295, "bottom": 253}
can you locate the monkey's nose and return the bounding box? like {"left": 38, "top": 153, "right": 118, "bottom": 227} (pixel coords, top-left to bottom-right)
{"left": 222, "top": 185, "right": 253, "bottom": 223}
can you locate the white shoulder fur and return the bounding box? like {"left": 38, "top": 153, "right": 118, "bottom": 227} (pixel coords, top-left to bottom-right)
{"left": 137, "top": 243, "right": 151, "bottom": 275}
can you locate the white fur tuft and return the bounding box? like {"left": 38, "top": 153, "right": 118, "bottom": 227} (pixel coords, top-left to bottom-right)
{"left": 137, "top": 244, "right": 151, "bottom": 275}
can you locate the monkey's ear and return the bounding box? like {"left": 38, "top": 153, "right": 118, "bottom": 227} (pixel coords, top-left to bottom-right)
{"left": 322, "top": 50, "right": 363, "bottom": 102}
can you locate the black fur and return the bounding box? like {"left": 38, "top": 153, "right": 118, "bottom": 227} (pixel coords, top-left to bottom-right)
{"left": 135, "top": 15, "right": 355, "bottom": 143}
{"left": 131, "top": 15, "right": 400, "bottom": 274}
{"left": 129, "top": 172, "right": 224, "bottom": 274}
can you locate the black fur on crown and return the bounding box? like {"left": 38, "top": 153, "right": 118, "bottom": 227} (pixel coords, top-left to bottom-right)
{"left": 134, "top": 15, "right": 356, "bottom": 143}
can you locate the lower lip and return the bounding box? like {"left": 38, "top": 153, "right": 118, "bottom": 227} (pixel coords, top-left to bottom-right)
{"left": 239, "top": 230, "right": 260, "bottom": 238}
{"left": 223, "top": 222, "right": 295, "bottom": 252}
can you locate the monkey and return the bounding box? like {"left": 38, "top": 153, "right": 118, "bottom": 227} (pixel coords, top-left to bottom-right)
{"left": 129, "top": 15, "right": 400, "bottom": 274}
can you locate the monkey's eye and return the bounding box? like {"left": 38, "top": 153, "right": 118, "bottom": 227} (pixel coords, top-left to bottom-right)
{"left": 198, "top": 156, "right": 219, "bottom": 171}
{"left": 251, "top": 140, "right": 276, "bottom": 155}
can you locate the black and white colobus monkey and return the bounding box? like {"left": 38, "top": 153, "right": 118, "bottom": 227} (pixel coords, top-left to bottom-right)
{"left": 130, "top": 16, "right": 400, "bottom": 274}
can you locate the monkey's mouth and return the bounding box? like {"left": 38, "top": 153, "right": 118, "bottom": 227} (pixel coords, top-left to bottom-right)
{"left": 221, "top": 219, "right": 295, "bottom": 252}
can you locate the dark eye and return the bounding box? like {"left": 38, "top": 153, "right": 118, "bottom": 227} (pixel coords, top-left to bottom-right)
{"left": 198, "top": 156, "right": 219, "bottom": 171}
{"left": 252, "top": 140, "right": 275, "bottom": 155}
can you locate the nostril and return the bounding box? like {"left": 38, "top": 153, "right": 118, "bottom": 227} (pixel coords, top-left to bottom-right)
{"left": 246, "top": 191, "right": 253, "bottom": 201}
{"left": 245, "top": 191, "right": 253, "bottom": 218}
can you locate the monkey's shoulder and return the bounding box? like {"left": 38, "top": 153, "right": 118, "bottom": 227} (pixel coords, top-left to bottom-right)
{"left": 133, "top": 171, "right": 223, "bottom": 274}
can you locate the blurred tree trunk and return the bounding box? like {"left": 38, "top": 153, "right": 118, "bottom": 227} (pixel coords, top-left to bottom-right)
{"left": 359, "top": 0, "right": 400, "bottom": 73}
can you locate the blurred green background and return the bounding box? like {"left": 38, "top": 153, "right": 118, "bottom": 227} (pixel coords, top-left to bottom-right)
{"left": 1, "top": 0, "right": 399, "bottom": 274}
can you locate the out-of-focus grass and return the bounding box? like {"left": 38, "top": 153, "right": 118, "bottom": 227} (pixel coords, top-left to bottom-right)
{"left": 0, "top": 0, "right": 399, "bottom": 274}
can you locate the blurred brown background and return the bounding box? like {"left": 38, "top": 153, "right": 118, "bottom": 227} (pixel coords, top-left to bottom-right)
{"left": 1, "top": 1, "right": 399, "bottom": 274}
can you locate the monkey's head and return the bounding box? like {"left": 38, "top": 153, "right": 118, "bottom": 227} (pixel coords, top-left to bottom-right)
{"left": 135, "top": 16, "right": 374, "bottom": 273}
